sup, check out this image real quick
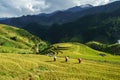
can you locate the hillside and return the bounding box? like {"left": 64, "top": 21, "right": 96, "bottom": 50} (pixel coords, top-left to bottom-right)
{"left": 0, "top": 43, "right": 120, "bottom": 80}
{"left": 17, "top": 1, "right": 120, "bottom": 44}
{"left": 54, "top": 43, "right": 120, "bottom": 64}
{"left": 42, "top": 8, "right": 120, "bottom": 44}
{"left": 86, "top": 41, "right": 120, "bottom": 55}
{"left": 0, "top": 24, "right": 46, "bottom": 54}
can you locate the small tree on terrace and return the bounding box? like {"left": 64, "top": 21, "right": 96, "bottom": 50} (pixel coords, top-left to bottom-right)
{"left": 40, "top": 45, "right": 70, "bottom": 56}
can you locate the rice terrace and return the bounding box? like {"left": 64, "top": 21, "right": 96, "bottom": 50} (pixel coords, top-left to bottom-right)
{"left": 0, "top": 41, "right": 120, "bottom": 80}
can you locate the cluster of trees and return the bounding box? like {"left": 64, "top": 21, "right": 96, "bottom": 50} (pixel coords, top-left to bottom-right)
{"left": 33, "top": 42, "right": 70, "bottom": 56}
{"left": 40, "top": 45, "right": 70, "bottom": 55}
{"left": 86, "top": 41, "right": 120, "bottom": 55}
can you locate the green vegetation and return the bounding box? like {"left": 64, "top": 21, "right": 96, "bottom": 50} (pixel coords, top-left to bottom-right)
{"left": 41, "top": 45, "right": 70, "bottom": 55}
{"left": 0, "top": 24, "right": 47, "bottom": 54}
{"left": 0, "top": 24, "right": 120, "bottom": 80}
{"left": 24, "top": 9, "right": 120, "bottom": 44}
{"left": 46, "top": 15, "right": 120, "bottom": 43}
{"left": 55, "top": 43, "right": 120, "bottom": 64}
{"left": 86, "top": 41, "right": 120, "bottom": 55}
{"left": 0, "top": 48, "right": 120, "bottom": 80}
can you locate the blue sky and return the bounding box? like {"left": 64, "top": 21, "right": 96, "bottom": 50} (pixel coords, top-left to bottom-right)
{"left": 0, "top": 0, "right": 118, "bottom": 18}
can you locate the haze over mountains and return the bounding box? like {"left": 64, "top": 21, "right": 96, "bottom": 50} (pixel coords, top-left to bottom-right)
{"left": 0, "top": 1, "right": 120, "bottom": 44}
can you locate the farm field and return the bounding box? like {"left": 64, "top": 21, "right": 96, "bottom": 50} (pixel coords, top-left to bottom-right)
{"left": 0, "top": 43, "right": 120, "bottom": 80}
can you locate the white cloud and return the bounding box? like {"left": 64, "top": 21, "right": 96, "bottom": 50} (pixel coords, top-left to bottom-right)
{"left": 0, "top": 0, "right": 49, "bottom": 17}
{"left": 0, "top": 0, "right": 118, "bottom": 18}
{"left": 73, "top": 0, "right": 110, "bottom": 6}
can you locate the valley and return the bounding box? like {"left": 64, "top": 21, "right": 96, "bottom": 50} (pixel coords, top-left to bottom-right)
{"left": 0, "top": 1, "right": 120, "bottom": 80}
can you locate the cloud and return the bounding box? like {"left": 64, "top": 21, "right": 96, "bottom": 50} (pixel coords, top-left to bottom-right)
{"left": 71, "top": 0, "right": 110, "bottom": 6}
{"left": 40, "top": 0, "right": 118, "bottom": 13}
{"left": 0, "top": 0, "right": 49, "bottom": 17}
{"left": 0, "top": 0, "right": 118, "bottom": 18}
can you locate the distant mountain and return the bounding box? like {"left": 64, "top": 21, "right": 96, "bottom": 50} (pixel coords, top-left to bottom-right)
{"left": 0, "top": 4, "right": 93, "bottom": 27}
{"left": 66, "top": 4, "right": 93, "bottom": 12}
{"left": 0, "top": 18, "right": 7, "bottom": 20}
{"left": 19, "top": 1, "right": 120, "bottom": 43}
{"left": 67, "top": 6, "right": 83, "bottom": 12}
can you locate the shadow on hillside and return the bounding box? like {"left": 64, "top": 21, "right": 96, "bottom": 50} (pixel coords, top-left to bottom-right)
{"left": 45, "top": 61, "right": 54, "bottom": 62}
{"left": 74, "top": 62, "right": 81, "bottom": 64}
{"left": 60, "top": 61, "right": 66, "bottom": 63}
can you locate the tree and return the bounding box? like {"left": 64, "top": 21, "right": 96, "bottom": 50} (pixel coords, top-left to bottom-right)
{"left": 40, "top": 45, "right": 70, "bottom": 56}
{"left": 32, "top": 41, "right": 47, "bottom": 54}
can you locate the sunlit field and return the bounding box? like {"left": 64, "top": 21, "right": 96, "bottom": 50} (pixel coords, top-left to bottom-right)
{"left": 56, "top": 43, "right": 120, "bottom": 64}
{"left": 0, "top": 43, "right": 120, "bottom": 80}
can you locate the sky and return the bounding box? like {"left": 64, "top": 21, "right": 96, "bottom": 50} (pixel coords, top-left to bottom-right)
{"left": 0, "top": 0, "right": 119, "bottom": 18}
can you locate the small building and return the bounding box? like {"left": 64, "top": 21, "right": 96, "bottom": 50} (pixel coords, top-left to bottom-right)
{"left": 118, "top": 40, "right": 120, "bottom": 44}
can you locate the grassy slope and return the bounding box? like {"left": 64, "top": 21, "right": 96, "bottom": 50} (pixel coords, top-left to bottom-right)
{"left": 56, "top": 43, "right": 120, "bottom": 64}
{"left": 0, "top": 24, "right": 42, "bottom": 54}
{"left": 0, "top": 43, "right": 120, "bottom": 80}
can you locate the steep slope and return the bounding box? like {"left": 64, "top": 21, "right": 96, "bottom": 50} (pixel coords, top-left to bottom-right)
{"left": 0, "top": 24, "right": 45, "bottom": 54}
{"left": 45, "top": 8, "right": 120, "bottom": 43}
{"left": 54, "top": 43, "right": 120, "bottom": 63}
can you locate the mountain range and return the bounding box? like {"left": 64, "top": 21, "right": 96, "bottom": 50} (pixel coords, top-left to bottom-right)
{"left": 1, "top": 1, "right": 120, "bottom": 27}
{"left": 0, "top": 1, "right": 120, "bottom": 44}
{"left": 47, "top": 10, "right": 120, "bottom": 43}
{"left": 0, "top": 4, "right": 94, "bottom": 27}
